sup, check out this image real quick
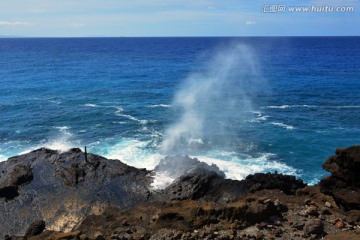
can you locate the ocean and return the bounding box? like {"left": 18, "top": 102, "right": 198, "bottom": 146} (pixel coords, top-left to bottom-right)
{"left": 0, "top": 37, "right": 359, "bottom": 186}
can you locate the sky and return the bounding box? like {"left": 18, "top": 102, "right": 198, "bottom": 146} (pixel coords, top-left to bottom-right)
{"left": 0, "top": 0, "right": 359, "bottom": 37}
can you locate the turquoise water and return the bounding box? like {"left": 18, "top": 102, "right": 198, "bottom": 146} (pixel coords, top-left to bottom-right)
{"left": 0, "top": 37, "right": 359, "bottom": 184}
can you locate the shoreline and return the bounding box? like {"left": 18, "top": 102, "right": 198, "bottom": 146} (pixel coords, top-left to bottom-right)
{"left": 1, "top": 146, "right": 359, "bottom": 239}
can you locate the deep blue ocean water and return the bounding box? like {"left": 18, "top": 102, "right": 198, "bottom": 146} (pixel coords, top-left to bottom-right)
{"left": 0, "top": 37, "right": 359, "bottom": 185}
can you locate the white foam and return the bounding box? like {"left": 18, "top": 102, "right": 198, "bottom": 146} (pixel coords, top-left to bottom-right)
{"left": 331, "top": 105, "right": 360, "bottom": 109}
{"left": 151, "top": 172, "right": 175, "bottom": 190}
{"left": 112, "top": 121, "right": 128, "bottom": 125}
{"left": 192, "top": 151, "right": 299, "bottom": 181}
{"left": 19, "top": 126, "right": 78, "bottom": 153}
{"left": 266, "top": 105, "right": 293, "bottom": 109}
{"left": 115, "top": 112, "right": 148, "bottom": 125}
{"left": 54, "top": 126, "right": 70, "bottom": 131}
{"left": 270, "top": 122, "right": 295, "bottom": 130}
{"left": 97, "top": 138, "right": 299, "bottom": 189}
{"left": 82, "top": 103, "right": 98, "bottom": 107}
{"left": 49, "top": 100, "right": 62, "bottom": 105}
{"left": 98, "top": 139, "right": 164, "bottom": 170}
{"left": 147, "top": 104, "right": 171, "bottom": 108}
{"left": 43, "top": 139, "right": 73, "bottom": 152}
{"left": 248, "top": 111, "right": 269, "bottom": 123}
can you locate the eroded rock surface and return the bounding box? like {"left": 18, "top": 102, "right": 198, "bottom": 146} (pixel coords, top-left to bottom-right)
{"left": 319, "top": 146, "right": 360, "bottom": 211}
{"left": 0, "top": 148, "right": 152, "bottom": 237}
{"left": 2, "top": 146, "right": 360, "bottom": 239}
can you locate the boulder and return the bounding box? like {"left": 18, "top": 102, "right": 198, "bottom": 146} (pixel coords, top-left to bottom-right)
{"left": 24, "top": 220, "right": 46, "bottom": 237}
{"left": 243, "top": 172, "right": 306, "bottom": 195}
{"left": 161, "top": 168, "right": 243, "bottom": 202}
{"left": 319, "top": 146, "right": 360, "bottom": 211}
{"left": 303, "top": 219, "right": 324, "bottom": 236}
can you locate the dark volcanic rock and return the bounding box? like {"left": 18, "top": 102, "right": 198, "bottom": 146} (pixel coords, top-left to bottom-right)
{"left": 0, "top": 148, "right": 152, "bottom": 238}
{"left": 243, "top": 172, "right": 306, "bottom": 195}
{"left": 159, "top": 155, "right": 306, "bottom": 203}
{"left": 319, "top": 146, "right": 360, "bottom": 211}
{"left": 154, "top": 155, "right": 225, "bottom": 180}
{"left": 303, "top": 219, "right": 324, "bottom": 236}
{"left": 0, "top": 163, "right": 33, "bottom": 201}
{"left": 24, "top": 220, "right": 46, "bottom": 237}
{"left": 161, "top": 168, "right": 243, "bottom": 202}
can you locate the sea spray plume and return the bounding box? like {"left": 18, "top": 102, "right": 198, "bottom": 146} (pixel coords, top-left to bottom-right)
{"left": 160, "top": 43, "right": 264, "bottom": 154}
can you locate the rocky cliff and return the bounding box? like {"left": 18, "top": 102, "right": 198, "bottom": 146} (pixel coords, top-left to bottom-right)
{"left": 1, "top": 146, "right": 360, "bottom": 239}
{"left": 0, "top": 148, "right": 152, "bottom": 237}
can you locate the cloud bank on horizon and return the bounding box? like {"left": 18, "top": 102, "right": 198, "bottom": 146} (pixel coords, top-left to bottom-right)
{"left": 0, "top": 0, "right": 358, "bottom": 37}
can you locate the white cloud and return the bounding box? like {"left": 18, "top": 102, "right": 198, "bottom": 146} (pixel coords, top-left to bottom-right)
{"left": 245, "top": 20, "right": 256, "bottom": 25}
{"left": 0, "top": 21, "right": 29, "bottom": 26}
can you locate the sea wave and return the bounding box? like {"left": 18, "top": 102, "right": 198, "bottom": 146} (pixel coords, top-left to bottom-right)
{"left": 192, "top": 151, "right": 299, "bottom": 181}
{"left": 265, "top": 105, "right": 310, "bottom": 109}
{"left": 115, "top": 113, "right": 148, "bottom": 125}
{"left": 114, "top": 108, "right": 148, "bottom": 125}
{"left": 94, "top": 138, "right": 163, "bottom": 170}
{"left": 82, "top": 103, "right": 99, "bottom": 107}
{"left": 54, "top": 126, "right": 73, "bottom": 136}
{"left": 270, "top": 122, "right": 295, "bottom": 130}
{"left": 32, "top": 97, "right": 62, "bottom": 105}
{"left": 248, "top": 111, "right": 269, "bottom": 123}
{"left": 147, "top": 104, "right": 171, "bottom": 108}
{"left": 91, "top": 138, "right": 300, "bottom": 189}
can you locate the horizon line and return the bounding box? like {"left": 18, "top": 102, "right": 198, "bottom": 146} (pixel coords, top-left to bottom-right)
{"left": 0, "top": 35, "right": 359, "bottom": 39}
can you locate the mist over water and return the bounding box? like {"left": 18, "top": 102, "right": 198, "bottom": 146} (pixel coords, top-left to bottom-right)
{"left": 161, "top": 43, "right": 265, "bottom": 154}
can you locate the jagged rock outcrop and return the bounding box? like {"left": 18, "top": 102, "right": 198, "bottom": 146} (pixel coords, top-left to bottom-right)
{"left": 160, "top": 168, "right": 244, "bottom": 202}
{"left": 159, "top": 162, "right": 306, "bottom": 202}
{"left": 0, "top": 148, "right": 152, "bottom": 238}
{"left": 0, "top": 163, "right": 33, "bottom": 201}
{"left": 243, "top": 172, "right": 306, "bottom": 195}
{"left": 319, "top": 146, "right": 360, "bottom": 211}
{"left": 24, "top": 220, "right": 46, "bottom": 237}
{"left": 3, "top": 146, "right": 360, "bottom": 239}
{"left": 154, "top": 155, "right": 225, "bottom": 180}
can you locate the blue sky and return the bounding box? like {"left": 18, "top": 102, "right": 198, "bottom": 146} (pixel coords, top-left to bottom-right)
{"left": 0, "top": 0, "right": 358, "bottom": 37}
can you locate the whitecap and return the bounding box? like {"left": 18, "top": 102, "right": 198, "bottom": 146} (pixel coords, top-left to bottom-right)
{"left": 54, "top": 126, "right": 73, "bottom": 136}
{"left": 115, "top": 112, "right": 148, "bottom": 125}
{"left": 82, "top": 103, "right": 98, "bottom": 107}
{"left": 49, "top": 100, "right": 62, "bottom": 105}
{"left": 43, "top": 139, "right": 73, "bottom": 152}
{"left": 112, "top": 121, "right": 128, "bottom": 125}
{"left": 265, "top": 104, "right": 314, "bottom": 109}
{"left": 54, "top": 126, "right": 70, "bottom": 131}
{"left": 147, "top": 104, "right": 171, "bottom": 108}
{"left": 270, "top": 122, "right": 295, "bottom": 130}
{"left": 247, "top": 111, "right": 269, "bottom": 123}
{"left": 97, "top": 138, "right": 163, "bottom": 170}
{"left": 114, "top": 106, "right": 124, "bottom": 114}
{"left": 192, "top": 151, "right": 299, "bottom": 181}
{"left": 330, "top": 105, "right": 360, "bottom": 109}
